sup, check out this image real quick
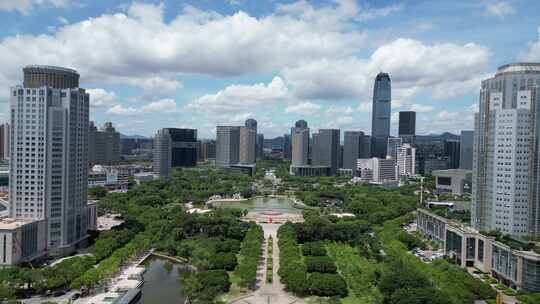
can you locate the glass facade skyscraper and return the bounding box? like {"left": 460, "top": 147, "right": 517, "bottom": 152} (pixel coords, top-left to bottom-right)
{"left": 371, "top": 72, "right": 391, "bottom": 158}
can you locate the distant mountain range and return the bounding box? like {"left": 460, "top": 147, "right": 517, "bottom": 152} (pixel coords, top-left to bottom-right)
{"left": 119, "top": 132, "right": 460, "bottom": 146}
{"left": 416, "top": 132, "right": 460, "bottom": 141}
{"left": 120, "top": 134, "right": 149, "bottom": 139}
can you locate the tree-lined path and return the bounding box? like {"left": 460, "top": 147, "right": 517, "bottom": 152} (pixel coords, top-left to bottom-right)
{"left": 230, "top": 223, "right": 303, "bottom": 304}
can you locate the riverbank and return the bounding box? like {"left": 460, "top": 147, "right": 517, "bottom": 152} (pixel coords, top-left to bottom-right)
{"left": 77, "top": 251, "right": 193, "bottom": 304}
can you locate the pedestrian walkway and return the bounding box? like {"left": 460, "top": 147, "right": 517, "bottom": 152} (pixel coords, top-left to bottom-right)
{"left": 230, "top": 223, "right": 304, "bottom": 304}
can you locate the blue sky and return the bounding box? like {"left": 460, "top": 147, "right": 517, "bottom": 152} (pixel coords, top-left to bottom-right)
{"left": 0, "top": 0, "right": 539, "bottom": 138}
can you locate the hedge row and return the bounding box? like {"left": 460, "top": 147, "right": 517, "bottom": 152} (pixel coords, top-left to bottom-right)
{"left": 234, "top": 223, "right": 264, "bottom": 289}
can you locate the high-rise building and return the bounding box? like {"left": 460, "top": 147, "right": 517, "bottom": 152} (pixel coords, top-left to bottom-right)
{"left": 245, "top": 118, "right": 257, "bottom": 131}
{"left": 282, "top": 134, "right": 292, "bottom": 160}
{"left": 153, "top": 128, "right": 197, "bottom": 178}
{"left": 256, "top": 134, "right": 264, "bottom": 159}
{"left": 444, "top": 140, "right": 460, "bottom": 169}
{"left": 371, "top": 72, "right": 391, "bottom": 158}
{"left": 239, "top": 125, "right": 257, "bottom": 165}
{"left": 472, "top": 63, "right": 540, "bottom": 239}
{"left": 88, "top": 121, "right": 120, "bottom": 166}
{"left": 196, "top": 140, "right": 204, "bottom": 162}
{"left": 291, "top": 121, "right": 309, "bottom": 166}
{"left": 415, "top": 137, "right": 448, "bottom": 175}
{"left": 359, "top": 135, "right": 372, "bottom": 159}
{"left": 312, "top": 129, "right": 340, "bottom": 175}
{"left": 0, "top": 123, "right": 9, "bottom": 161}
{"left": 216, "top": 126, "right": 241, "bottom": 167}
{"left": 9, "top": 65, "right": 89, "bottom": 250}
{"left": 295, "top": 119, "right": 308, "bottom": 129}
{"left": 459, "top": 130, "right": 474, "bottom": 170}
{"left": 343, "top": 131, "right": 367, "bottom": 173}
{"left": 396, "top": 143, "right": 416, "bottom": 178}
{"left": 398, "top": 111, "right": 416, "bottom": 144}
{"left": 201, "top": 140, "right": 216, "bottom": 160}
{"left": 386, "top": 137, "right": 402, "bottom": 160}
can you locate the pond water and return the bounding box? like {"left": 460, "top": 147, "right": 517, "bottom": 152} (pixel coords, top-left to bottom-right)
{"left": 136, "top": 256, "right": 191, "bottom": 304}
{"left": 211, "top": 196, "right": 301, "bottom": 214}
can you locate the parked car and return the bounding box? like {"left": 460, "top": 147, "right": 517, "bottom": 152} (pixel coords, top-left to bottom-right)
{"left": 53, "top": 290, "right": 66, "bottom": 297}
{"left": 71, "top": 293, "right": 81, "bottom": 300}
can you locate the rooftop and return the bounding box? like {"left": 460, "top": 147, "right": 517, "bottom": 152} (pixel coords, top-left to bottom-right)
{"left": 23, "top": 65, "right": 79, "bottom": 75}
{"left": 495, "top": 63, "right": 540, "bottom": 76}
{"left": 0, "top": 217, "right": 42, "bottom": 230}
{"left": 432, "top": 169, "right": 472, "bottom": 176}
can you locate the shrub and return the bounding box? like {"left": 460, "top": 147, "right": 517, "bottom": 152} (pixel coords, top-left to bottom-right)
{"left": 305, "top": 256, "right": 337, "bottom": 273}
{"left": 307, "top": 273, "right": 348, "bottom": 298}
{"left": 302, "top": 242, "right": 327, "bottom": 256}
{"left": 209, "top": 252, "right": 237, "bottom": 271}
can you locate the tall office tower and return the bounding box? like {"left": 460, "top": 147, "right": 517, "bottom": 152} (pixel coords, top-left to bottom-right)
{"left": 201, "top": 140, "right": 216, "bottom": 160}
{"left": 196, "top": 140, "right": 204, "bottom": 162}
{"left": 343, "top": 131, "right": 365, "bottom": 173}
{"left": 239, "top": 119, "right": 257, "bottom": 164}
{"left": 459, "top": 130, "right": 474, "bottom": 170}
{"left": 295, "top": 119, "right": 308, "bottom": 129}
{"left": 88, "top": 122, "right": 97, "bottom": 165}
{"left": 239, "top": 129, "right": 256, "bottom": 164}
{"left": 472, "top": 63, "right": 540, "bottom": 239}
{"left": 256, "top": 133, "right": 264, "bottom": 159}
{"left": 216, "top": 126, "right": 241, "bottom": 167}
{"left": 386, "top": 137, "right": 402, "bottom": 160}
{"left": 398, "top": 111, "right": 416, "bottom": 144}
{"left": 88, "top": 121, "right": 120, "bottom": 166}
{"left": 291, "top": 121, "right": 309, "bottom": 166}
{"left": 338, "top": 144, "right": 343, "bottom": 169}
{"left": 0, "top": 123, "right": 9, "bottom": 160}
{"left": 245, "top": 118, "right": 257, "bottom": 131}
{"left": 371, "top": 72, "right": 392, "bottom": 158}
{"left": 312, "top": 129, "right": 340, "bottom": 175}
{"left": 396, "top": 143, "right": 416, "bottom": 178}
{"left": 282, "top": 134, "right": 291, "bottom": 160}
{"left": 10, "top": 65, "right": 89, "bottom": 250}
{"left": 359, "top": 135, "right": 372, "bottom": 158}
{"left": 153, "top": 128, "right": 197, "bottom": 178}
{"left": 444, "top": 140, "right": 460, "bottom": 169}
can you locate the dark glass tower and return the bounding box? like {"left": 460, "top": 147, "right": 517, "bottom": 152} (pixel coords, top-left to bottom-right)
{"left": 398, "top": 111, "right": 416, "bottom": 144}
{"left": 371, "top": 72, "right": 391, "bottom": 158}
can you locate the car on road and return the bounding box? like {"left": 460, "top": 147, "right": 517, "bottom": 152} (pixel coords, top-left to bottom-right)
{"left": 53, "top": 290, "right": 66, "bottom": 297}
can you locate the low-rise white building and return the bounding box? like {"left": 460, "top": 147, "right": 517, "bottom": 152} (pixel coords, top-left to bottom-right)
{"left": 0, "top": 217, "right": 47, "bottom": 266}
{"left": 357, "top": 158, "right": 396, "bottom": 183}
{"left": 432, "top": 169, "right": 472, "bottom": 195}
{"left": 87, "top": 201, "right": 98, "bottom": 231}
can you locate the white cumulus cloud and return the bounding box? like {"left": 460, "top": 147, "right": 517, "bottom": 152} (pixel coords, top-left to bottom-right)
{"left": 520, "top": 27, "right": 540, "bottom": 61}
{"left": 285, "top": 102, "right": 321, "bottom": 115}
{"left": 186, "top": 77, "right": 288, "bottom": 112}
{"left": 485, "top": 2, "right": 516, "bottom": 18}
{"left": 0, "top": 0, "right": 71, "bottom": 14}
{"left": 86, "top": 88, "right": 118, "bottom": 108}
{"left": 107, "top": 99, "right": 177, "bottom": 116}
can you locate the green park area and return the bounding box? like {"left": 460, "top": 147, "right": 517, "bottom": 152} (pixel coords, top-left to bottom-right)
{"left": 1, "top": 160, "right": 539, "bottom": 303}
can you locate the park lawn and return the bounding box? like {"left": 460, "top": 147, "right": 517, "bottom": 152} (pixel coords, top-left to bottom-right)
{"left": 219, "top": 269, "right": 249, "bottom": 302}
{"left": 326, "top": 243, "right": 383, "bottom": 304}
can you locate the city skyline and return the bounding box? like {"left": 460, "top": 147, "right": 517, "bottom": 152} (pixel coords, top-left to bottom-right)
{"left": 0, "top": 1, "right": 540, "bottom": 138}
